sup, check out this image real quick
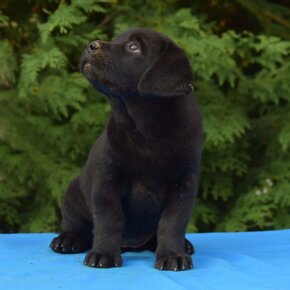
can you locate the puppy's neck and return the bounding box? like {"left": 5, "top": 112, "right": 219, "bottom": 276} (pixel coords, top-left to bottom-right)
{"left": 108, "top": 94, "right": 193, "bottom": 137}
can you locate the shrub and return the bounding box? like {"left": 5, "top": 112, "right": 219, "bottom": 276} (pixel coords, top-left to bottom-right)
{"left": 0, "top": 0, "right": 289, "bottom": 232}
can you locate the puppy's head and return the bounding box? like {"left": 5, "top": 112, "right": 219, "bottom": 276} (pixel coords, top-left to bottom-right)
{"left": 80, "top": 28, "right": 193, "bottom": 98}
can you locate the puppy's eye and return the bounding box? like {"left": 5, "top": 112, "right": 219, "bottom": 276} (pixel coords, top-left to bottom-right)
{"left": 127, "top": 41, "right": 140, "bottom": 52}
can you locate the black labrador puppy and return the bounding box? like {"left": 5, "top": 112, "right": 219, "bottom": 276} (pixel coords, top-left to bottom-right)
{"left": 50, "top": 28, "right": 203, "bottom": 271}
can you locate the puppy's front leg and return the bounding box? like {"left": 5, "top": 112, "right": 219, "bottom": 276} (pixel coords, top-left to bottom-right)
{"left": 84, "top": 176, "right": 124, "bottom": 268}
{"left": 155, "top": 173, "right": 198, "bottom": 271}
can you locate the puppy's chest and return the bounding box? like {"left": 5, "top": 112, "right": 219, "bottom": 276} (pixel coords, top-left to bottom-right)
{"left": 122, "top": 178, "right": 166, "bottom": 215}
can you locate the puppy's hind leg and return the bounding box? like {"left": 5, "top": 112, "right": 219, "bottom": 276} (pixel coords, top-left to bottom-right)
{"left": 50, "top": 177, "right": 93, "bottom": 254}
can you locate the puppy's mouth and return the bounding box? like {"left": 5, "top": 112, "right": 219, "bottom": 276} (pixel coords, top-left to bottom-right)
{"left": 79, "top": 51, "right": 91, "bottom": 76}
{"left": 80, "top": 58, "right": 98, "bottom": 81}
{"left": 81, "top": 62, "right": 92, "bottom": 75}
{"left": 79, "top": 48, "right": 118, "bottom": 97}
{"left": 79, "top": 51, "right": 109, "bottom": 79}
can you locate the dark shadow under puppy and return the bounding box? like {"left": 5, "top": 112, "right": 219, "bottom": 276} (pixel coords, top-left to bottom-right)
{"left": 50, "top": 28, "right": 203, "bottom": 271}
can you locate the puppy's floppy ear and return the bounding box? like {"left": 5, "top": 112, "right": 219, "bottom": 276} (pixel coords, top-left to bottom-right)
{"left": 137, "top": 40, "right": 193, "bottom": 97}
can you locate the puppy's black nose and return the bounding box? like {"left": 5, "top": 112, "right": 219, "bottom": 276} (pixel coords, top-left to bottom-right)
{"left": 89, "top": 41, "right": 100, "bottom": 52}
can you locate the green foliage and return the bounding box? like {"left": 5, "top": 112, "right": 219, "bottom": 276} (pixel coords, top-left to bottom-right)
{"left": 193, "top": 0, "right": 290, "bottom": 40}
{"left": 0, "top": 10, "right": 9, "bottom": 23}
{"left": 235, "top": 0, "right": 290, "bottom": 39}
{"left": 0, "top": 0, "right": 290, "bottom": 233}
{"left": 0, "top": 40, "right": 17, "bottom": 87}
{"left": 0, "top": 0, "right": 110, "bottom": 232}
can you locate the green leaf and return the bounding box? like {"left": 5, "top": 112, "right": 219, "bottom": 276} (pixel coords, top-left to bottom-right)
{"left": 0, "top": 41, "right": 17, "bottom": 88}
{"left": 72, "top": 0, "right": 107, "bottom": 13}
{"left": 279, "top": 123, "right": 290, "bottom": 151}
{"left": 0, "top": 10, "right": 9, "bottom": 23}
{"left": 19, "top": 45, "right": 68, "bottom": 96}
{"left": 38, "top": 4, "right": 87, "bottom": 43}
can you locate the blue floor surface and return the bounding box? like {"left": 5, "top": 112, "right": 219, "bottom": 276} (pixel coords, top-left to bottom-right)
{"left": 0, "top": 230, "right": 289, "bottom": 290}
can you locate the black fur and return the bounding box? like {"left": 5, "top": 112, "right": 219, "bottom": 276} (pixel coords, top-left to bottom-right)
{"left": 50, "top": 28, "right": 203, "bottom": 271}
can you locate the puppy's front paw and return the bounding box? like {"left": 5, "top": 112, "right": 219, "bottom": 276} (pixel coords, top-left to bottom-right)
{"left": 50, "top": 232, "right": 91, "bottom": 254}
{"left": 185, "top": 238, "right": 195, "bottom": 255}
{"left": 155, "top": 254, "right": 193, "bottom": 271}
{"left": 84, "top": 250, "right": 122, "bottom": 268}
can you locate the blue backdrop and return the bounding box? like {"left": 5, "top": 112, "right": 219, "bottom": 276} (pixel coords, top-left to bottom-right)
{"left": 0, "top": 230, "right": 289, "bottom": 290}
